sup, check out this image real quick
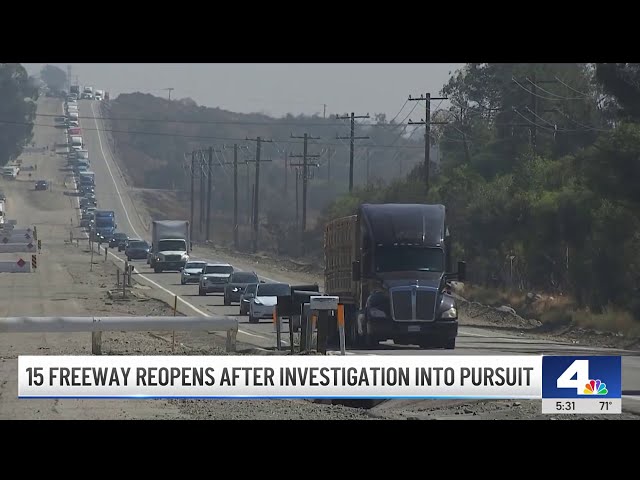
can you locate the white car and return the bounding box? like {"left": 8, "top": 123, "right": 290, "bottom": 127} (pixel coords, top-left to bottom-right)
{"left": 248, "top": 282, "right": 290, "bottom": 323}
{"left": 198, "top": 263, "right": 234, "bottom": 295}
{"left": 181, "top": 261, "right": 207, "bottom": 285}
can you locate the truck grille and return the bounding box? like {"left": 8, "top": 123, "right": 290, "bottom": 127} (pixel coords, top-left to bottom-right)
{"left": 165, "top": 255, "right": 181, "bottom": 262}
{"left": 391, "top": 291, "right": 412, "bottom": 321}
{"left": 391, "top": 287, "right": 437, "bottom": 322}
{"left": 416, "top": 290, "right": 437, "bottom": 321}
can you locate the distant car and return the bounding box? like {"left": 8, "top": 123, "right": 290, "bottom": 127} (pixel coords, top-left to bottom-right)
{"left": 80, "top": 197, "right": 97, "bottom": 209}
{"left": 224, "top": 271, "right": 260, "bottom": 306}
{"left": 35, "top": 180, "right": 48, "bottom": 191}
{"left": 125, "top": 239, "right": 150, "bottom": 261}
{"left": 248, "top": 282, "right": 290, "bottom": 323}
{"left": 198, "top": 263, "right": 234, "bottom": 296}
{"left": 239, "top": 283, "right": 258, "bottom": 316}
{"left": 180, "top": 261, "right": 208, "bottom": 285}
{"left": 109, "top": 232, "right": 129, "bottom": 250}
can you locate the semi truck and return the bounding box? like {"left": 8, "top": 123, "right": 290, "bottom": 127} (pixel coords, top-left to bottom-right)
{"left": 149, "top": 220, "right": 190, "bottom": 273}
{"left": 324, "top": 203, "right": 466, "bottom": 350}
{"left": 92, "top": 210, "right": 116, "bottom": 242}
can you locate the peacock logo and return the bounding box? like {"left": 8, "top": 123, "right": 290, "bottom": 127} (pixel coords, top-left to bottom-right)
{"left": 583, "top": 379, "right": 608, "bottom": 395}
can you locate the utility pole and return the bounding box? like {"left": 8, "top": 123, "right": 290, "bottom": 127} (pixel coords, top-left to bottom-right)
{"left": 327, "top": 147, "right": 333, "bottom": 182}
{"left": 284, "top": 151, "right": 288, "bottom": 194}
{"left": 199, "top": 150, "right": 206, "bottom": 236}
{"left": 205, "top": 146, "right": 223, "bottom": 242}
{"left": 190, "top": 151, "right": 195, "bottom": 241}
{"left": 408, "top": 93, "right": 448, "bottom": 195}
{"left": 245, "top": 136, "right": 273, "bottom": 253}
{"left": 290, "top": 133, "right": 321, "bottom": 235}
{"left": 163, "top": 87, "right": 174, "bottom": 100}
{"left": 337, "top": 112, "right": 370, "bottom": 192}
{"left": 233, "top": 144, "right": 238, "bottom": 249}
{"left": 365, "top": 148, "right": 370, "bottom": 185}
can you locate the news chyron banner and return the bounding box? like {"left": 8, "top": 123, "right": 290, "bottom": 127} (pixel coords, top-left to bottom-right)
{"left": 17, "top": 355, "right": 622, "bottom": 413}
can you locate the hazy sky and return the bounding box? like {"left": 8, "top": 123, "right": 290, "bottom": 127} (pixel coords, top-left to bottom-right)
{"left": 23, "top": 63, "right": 464, "bottom": 119}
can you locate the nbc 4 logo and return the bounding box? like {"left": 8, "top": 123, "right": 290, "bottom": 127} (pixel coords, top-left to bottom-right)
{"left": 557, "top": 360, "right": 608, "bottom": 395}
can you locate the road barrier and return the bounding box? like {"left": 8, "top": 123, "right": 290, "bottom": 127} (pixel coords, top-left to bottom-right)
{"left": 31, "top": 255, "right": 37, "bottom": 270}
{"left": 0, "top": 243, "right": 37, "bottom": 253}
{"left": 0, "top": 259, "right": 32, "bottom": 273}
{"left": 0, "top": 316, "right": 239, "bottom": 354}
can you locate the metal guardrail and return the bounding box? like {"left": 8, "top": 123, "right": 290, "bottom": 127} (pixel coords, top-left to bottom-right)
{"left": 0, "top": 316, "right": 238, "bottom": 354}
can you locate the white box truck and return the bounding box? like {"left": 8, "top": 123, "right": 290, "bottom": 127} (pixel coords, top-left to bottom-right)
{"left": 149, "top": 220, "right": 191, "bottom": 273}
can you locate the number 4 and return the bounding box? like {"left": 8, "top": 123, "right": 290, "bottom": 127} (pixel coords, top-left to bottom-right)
{"left": 557, "top": 360, "right": 589, "bottom": 394}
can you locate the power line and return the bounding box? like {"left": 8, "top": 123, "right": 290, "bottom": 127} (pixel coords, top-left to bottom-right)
{"left": 0, "top": 119, "right": 425, "bottom": 149}
{"left": 34, "top": 111, "right": 424, "bottom": 128}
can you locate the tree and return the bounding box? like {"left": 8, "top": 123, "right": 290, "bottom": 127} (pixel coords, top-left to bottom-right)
{"left": 595, "top": 63, "right": 640, "bottom": 121}
{"left": 0, "top": 63, "right": 38, "bottom": 166}
{"left": 40, "top": 65, "right": 67, "bottom": 93}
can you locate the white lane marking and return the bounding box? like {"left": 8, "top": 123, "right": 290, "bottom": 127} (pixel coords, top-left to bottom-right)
{"left": 90, "top": 102, "right": 142, "bottom": 239}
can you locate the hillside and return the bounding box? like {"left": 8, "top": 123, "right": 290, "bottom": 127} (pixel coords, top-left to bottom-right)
{"left": 101, "top": 92, "right": 426, "bottom": 254}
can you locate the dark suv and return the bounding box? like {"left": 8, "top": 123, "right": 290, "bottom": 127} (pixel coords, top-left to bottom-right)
{"left": 224, "top": 271, "right": 260, "bottom": 305}
{"left": 35, "top": 180, "right": 48, "bottom": 191}
{"left": 109, "top": 233, "right": 129, "bottom": 251}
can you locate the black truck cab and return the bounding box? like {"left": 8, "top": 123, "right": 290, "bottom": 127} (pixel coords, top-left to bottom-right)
{"left": 350, "top": 203, "right": 465, "bottom": 349}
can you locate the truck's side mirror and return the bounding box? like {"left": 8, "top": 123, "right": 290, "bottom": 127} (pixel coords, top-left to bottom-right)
{"left": 352, "top": 260, "right": 361, "bottom": 282}
{"left": 457, "top": 261, "right": 466, "bottom": 282}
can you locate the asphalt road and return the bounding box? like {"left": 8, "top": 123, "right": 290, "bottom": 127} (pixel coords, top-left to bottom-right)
{"left": 78, "top": 99, "right": 640, "bottom": 414}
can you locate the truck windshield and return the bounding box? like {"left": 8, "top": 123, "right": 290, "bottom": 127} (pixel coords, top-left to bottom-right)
{"left": 95, "top": 219, "right": 113, "bottom": 227}
{"left": 375, "top": 246, "right": 445, "bottom": 273}
{"left": 158, "top": 240, "right": 186, "bottom": 251}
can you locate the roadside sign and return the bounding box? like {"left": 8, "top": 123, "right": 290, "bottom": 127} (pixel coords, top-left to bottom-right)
{"left": 16, "top": 258, "right": 25, "bottom": 268}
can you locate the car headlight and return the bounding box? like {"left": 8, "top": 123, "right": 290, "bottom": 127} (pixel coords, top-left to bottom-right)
{"left": 440, "top": 307, "right": 457, "bottom": 319}
{"left": 232, "top": 287, "right": 239, "bottom": 292}
{"left": 368, "top": 307, "right": 387, "bottom": 319}
{"left": 181, "top": 254, "right": 189, "bottom": 261}
{"left": 253, "top": 299, "right": 263, "bottom": 306}
{"left": 183, "top": 272, "right": 190, "bottom": 275}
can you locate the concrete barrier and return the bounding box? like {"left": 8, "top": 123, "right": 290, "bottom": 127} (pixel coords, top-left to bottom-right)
{"left": 0, "top": 244, "right": 37, "bottom": 253}
{"left": 0, "top": 233, "right": 35, "bottom": 243}
{"left": 0, "top": 315, "right": 239, "bottom": 353}
{"left": 0, "top": 259, "right": 32, "bottom": 273}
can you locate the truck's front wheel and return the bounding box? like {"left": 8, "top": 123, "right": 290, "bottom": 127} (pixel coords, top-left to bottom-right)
{"left": 154, "top": 266, "right": 163, "bottom": 273}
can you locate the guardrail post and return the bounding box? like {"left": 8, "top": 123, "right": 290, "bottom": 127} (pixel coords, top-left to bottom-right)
{"left": 91, "top": 331, "right": 102, "bottom": 355}
{"left": 305, "top": 313, "right": 315, "bottom": 352}
{"left": 226, "top": 327, "right": 237, "bottom": 353}
{"left": 105, "top": 246, "right": 108, "bottom": 261}
{"left": 273, "top": 307, "right": 281, "bottom": 351}
{"left": 317, "top": 310, "right": 329, "bottom": 355}
{"left": 116, "top": 268, "right": 120, "bottom": 286}
{"left": 128, "top": 265, "right": 133, "bottom": 286}
{"left": 338, "top": 304, "right": 346, "bottom": 355}
{"left": 289, "top": 316, "right": 295, "bottom": 354}
{"left": 122, "top": 269, "right": 127, "bottom": 298}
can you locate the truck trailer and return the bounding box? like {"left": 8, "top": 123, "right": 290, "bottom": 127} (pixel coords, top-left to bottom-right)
{"left": 324, "top": 203, "right": 466, "bottom": 350}
{"left": 149, "top": 220, "right": 191, "bottom": 272}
